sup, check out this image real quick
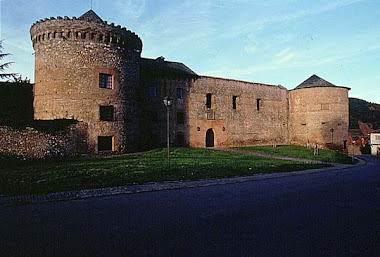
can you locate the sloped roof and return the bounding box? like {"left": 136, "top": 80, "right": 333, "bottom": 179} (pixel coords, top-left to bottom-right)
{"left": 293, "top": 74, "right": 349, "bottom": 90}
{"left": 78, "top": 10, "right": 103, "bottom": 23}
{"left": 140, "top": 57, "right": 198, "bottom": 76}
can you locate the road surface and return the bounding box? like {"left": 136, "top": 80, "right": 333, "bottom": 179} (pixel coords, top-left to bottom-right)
{"left": 1, "top": 155, "right": 379, "bottom": 256}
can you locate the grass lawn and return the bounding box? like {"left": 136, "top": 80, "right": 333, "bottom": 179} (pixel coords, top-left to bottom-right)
{"left": 0, "top": 148, "right": 330, "bottom": 196}
{"left": 234, "top": 145, "right": 356, "bottom": 164}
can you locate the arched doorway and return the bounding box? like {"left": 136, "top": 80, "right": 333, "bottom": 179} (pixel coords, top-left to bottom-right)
{"left": 206, "top": 129, "right": 214, "bottom": 147}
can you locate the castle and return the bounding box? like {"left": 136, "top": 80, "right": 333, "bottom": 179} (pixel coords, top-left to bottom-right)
{"left": 30, "top": 10, "right": 350, "bottom": 154}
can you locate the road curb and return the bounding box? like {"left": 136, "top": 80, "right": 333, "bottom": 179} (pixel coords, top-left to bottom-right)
{"left": 0, "top": 157, "right": 366, "bottom": 207}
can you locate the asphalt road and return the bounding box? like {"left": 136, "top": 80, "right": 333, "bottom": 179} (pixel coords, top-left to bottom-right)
{"left": 1, "top": 155, "right": 379, "bottom": 257}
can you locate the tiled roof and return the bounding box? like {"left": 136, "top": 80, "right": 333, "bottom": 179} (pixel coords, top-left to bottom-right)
{"left": 293, "top": 74, "right": 349, "bottom": 90}
{"left": 78, "top": 10, "right": 103, "bottom": 23}
{"left": 140, "top": 57, "right": 198, "bottom": 76}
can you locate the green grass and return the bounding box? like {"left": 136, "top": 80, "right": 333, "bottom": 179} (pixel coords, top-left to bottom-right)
{"left": 0, "top": 148, "right": 330, "bottom": 196}
{"left": 234, "top": 145, "right": 357, "bottom": 164}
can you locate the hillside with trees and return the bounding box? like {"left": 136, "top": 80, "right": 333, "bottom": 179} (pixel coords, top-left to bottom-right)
{"left": 349, "top": 98, "right": 380, "bottom": 130}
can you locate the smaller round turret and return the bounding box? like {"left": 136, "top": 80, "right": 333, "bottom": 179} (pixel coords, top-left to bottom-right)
{"left": 289, "top": 75, "right": 350, "bottom": 148}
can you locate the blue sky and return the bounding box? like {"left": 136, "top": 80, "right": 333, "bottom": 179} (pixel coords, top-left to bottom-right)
{"left": 1, "top": 0, "right": 379, "bottom": 103}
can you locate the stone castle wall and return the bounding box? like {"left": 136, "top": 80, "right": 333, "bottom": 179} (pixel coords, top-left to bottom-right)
{"left": 188, "top": 77, "right": 289, "bottom": 148}
{"left": 0, "top": 122, "right": 88, "bottom": 159}
{"left": 289, "top": 87, "right": 349, "bottom": 146}
{"left": 30, "top": 16, "right": 142, "bottom": 153}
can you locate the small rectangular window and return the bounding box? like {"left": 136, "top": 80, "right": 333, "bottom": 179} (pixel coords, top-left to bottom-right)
{"left": 206, "top": 93, "right": 212, "bottom": 109}
{"left": 177, "top": 112, "right": 185, "bottom": 124}
{"left": 177, "top": 133, "right": 185, "bottom": 146}
{"left": 257, "top": 99, "right": 261, "bottom": 111}
{"left": 98, "top": 136, "right": 113, "bottom": 152}
{"left": 233, "top": 96, "right": 238, "bottom": 109}
{"left": 321, "top": 103, "right": 329, "bottom": 110}
{"left": 99, "top": 73, "right": 112, "bottom": 89}
{"left": 100, "top": 106, "right": 114, "bottom": 121}
{"left": 151, "top": 111, "right": 158, "bottom": 123}
{"left": 148, "top": 86, "right": 157, "bottom": 98}
{"left": 177, "top": 88, "right": 183, "bottom": 99}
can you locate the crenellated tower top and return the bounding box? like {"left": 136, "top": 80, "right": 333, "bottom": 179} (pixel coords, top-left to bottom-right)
{"left": 30, "top": 10, "right": 142, "bottom": 53}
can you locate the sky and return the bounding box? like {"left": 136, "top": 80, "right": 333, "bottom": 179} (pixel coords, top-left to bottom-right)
{"left": 1, "top": 0, "right": 379, "bottom": 103}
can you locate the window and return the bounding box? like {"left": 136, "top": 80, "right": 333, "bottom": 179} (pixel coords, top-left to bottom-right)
{"left": 232, "top": 96, "right": 239, "bottom": 110}
{"left": 100, "top": 106, "right": 114, "bottom": 121}
{"left": 206, "top": 93, "right": 212, "bottom": 109}
{"left": 257, "top": 99, "right": 261, "bottom": 111}
{"left": 148, "top": 86, "right": 157, "bottom": 98}
{"left": 81, "top": 32, "right": 86, "bottom": 39}
{"left": 177, "top": 112, "right": 185, "bottom": 124}
{"left": 321, "top": 103, "right": 329, "bottom": 110}
{"left": 376, "top": 135, "right": 380, "bottom": 141}
{"left": 150, "top": 111, "right": 158, "bottom": 123}
{"left": 177, "top": 133, "right": 185, "bottom": 146}
{"left": 98, "top": 136, "right": 113, "bottom": 152}
{"left": 99, "top": 73, "right": 112, "bottom": 89}
{"left": 177, "top": 88, "right": 183, "bottom": 99}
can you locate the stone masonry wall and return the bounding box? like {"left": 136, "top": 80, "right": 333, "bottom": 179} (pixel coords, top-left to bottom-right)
{"left": 188, "top": 76, "right": 289, "bottom": 147}
{"left": 0, "top": 122, "right": 88, "bottom": 159}
{"left": 289, "top": 87, "right": 349, "bottom": 147}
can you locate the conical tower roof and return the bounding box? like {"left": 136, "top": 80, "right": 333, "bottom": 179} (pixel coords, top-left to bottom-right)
{"left": 294, "top": 74, "right": 337, "bottom": 90}
{"left": 78, "top": 10, "right": 103, "bottom": 23}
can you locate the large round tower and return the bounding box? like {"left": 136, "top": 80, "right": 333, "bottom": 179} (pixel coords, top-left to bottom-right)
{"left": 30, "top": 10, "right": 142, "bottom": 153}
{"left": 289, "top": 75, "right": 350, "bottom": 148}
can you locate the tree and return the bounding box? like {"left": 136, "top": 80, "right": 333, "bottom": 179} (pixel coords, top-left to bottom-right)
{"left": 0, "top": 40, "right": 17, "bottom": 80}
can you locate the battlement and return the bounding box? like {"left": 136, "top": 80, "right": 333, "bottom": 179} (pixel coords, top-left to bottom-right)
{"left": 30, "top": 11, "right": 142, "bottom": 52}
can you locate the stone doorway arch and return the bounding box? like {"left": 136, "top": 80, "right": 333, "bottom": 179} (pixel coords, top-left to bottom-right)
{"left": 206, "top": 128, "right": 214, "bottom": 147}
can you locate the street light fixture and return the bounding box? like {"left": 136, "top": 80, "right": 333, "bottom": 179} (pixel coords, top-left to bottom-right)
{"left": 330, "top": 128, "right": 335, "bottom": 144}
{"left": 163, "top": 96, "right": 172, "bottom": 172}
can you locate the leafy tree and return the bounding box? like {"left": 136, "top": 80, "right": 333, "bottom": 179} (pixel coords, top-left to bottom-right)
{"left": 0, "top": 40, "right": 17, "bottom": 80}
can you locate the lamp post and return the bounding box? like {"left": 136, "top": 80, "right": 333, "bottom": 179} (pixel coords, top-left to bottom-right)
{"left": 163, "top": 96, "right": 172, "bottom": 172}
{"left": 330, "top": 128, "right": 335, "bottom": 145}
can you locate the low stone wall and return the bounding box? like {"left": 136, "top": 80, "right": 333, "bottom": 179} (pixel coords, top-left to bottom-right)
{"left": 0, "top": 122, "right": 88, "bottom": 159}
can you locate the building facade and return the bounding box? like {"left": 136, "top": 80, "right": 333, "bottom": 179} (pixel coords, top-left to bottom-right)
{"left": 370, "top": 130, "right": 380, "bottom": 155}
{"left": 30, "top": 10, "right": 350, "bottom": 153}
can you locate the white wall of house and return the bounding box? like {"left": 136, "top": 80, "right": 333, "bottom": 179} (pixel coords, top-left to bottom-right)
{"left": 370, "top": 133, "right": 380, "bottom": 155}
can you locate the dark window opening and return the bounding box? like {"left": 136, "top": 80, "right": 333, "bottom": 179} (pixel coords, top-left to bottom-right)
{"left": 99, "top": 73, "right": 113, "bottom": 89}
{"left": 75, "top": 32, "right": 79, "bottom": 38}
{"left": 206, "top": 93, "right": 212, "bottom": 109}
{"left": 148, "top": 86, "right": 157, "bottom": 98}
{"left": 105, "top": 34, "right": 110, "bottom": 42}
{"left": 177, "top": 112, "right": 185, "bottom": 124}
{"left": 177, "top": 133, "right": 185, "bottom": 146}
{"left": 233, "top": 96, "right": 238, "bottom": 109}
{"left": 151, "top": 111, "right": 158, "bottom": 123}
{"left": 98, "top": 34, "right": 103, "bottom": 41}
{"left": 257, "top": 98, "right": 261, "bottom": 111}
{"left": 90, "top": 33, "right": 95, "bottom": 40}
{"left": 100, "top": 106, "right": 114, "bottom": 121}
{"left": 98, "top": 136, "right": 113, "bottom": 152}
{"left": 177, "top": 88, "right": 183, "bottom": 99}
{"left": 67, "top": 31, "right": 71, "bottom": 38}
{"left": 81, "top": 32, "right": 86, "bottom": 39}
